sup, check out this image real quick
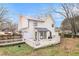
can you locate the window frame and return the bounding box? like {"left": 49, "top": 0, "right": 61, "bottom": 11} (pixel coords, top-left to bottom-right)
{"left": 52, "top": 24, "right": 54, "bottom": 27}
{"left": 39, "top": 31, "right": 47, "bottom": 39}
{"left": 33, "top": 22, "right": 37, "bottom": 26}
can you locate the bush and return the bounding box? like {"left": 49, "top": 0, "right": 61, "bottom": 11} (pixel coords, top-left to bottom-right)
{"left": 60, "top": 33, "right": 79, "bottom": 38}
{"left": 64, "top": 34, "right": 72, "bottom": 38}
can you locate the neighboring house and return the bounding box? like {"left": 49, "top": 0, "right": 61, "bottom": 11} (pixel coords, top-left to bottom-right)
{"left": 18, "top": 14, "right": 60, "bottom": 48}
{"left": 62, "top": 30, "right": 72, "bottom": 34}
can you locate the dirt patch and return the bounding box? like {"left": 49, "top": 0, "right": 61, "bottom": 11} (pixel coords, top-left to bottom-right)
{"left": 59, "top": 38, "right": 79, "bottom": 53}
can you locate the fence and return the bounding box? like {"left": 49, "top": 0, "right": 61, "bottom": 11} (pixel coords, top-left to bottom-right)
{"left": 59, "top": 33, "right": 79, "bottom": 38}
{"left": 0, "top": 34, "right": 22, "bottom": 40}
{"left": 0, "top": 34, "right": 24, "bottom": 46}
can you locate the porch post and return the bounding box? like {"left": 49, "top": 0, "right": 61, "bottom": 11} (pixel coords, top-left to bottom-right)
{"left": 35, "top": 31, "right": 40, "bottom": 46}
{"left": 48, "top": 31, "right": 52, "bottom": 41}
{"left": 37, "top": 31, "right": 39, "bottom": 41}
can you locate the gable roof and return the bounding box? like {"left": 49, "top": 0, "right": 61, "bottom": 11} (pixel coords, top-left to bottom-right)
{"left": 26, "top": 16, "right": 45, "bottom": 22}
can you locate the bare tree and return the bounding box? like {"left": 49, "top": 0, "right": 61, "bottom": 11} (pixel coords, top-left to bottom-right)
{"left": 0, "top": 6, "right": 8, "bottom": 31}
{"left": 0, "top": 6, "right": 18, "bottom": 32}
{"left": 53, "top": 3, "right": 79, "bottom": 37}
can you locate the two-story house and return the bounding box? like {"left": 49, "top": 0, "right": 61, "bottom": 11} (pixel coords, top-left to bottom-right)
{"left": 18, "top": 14, "right": 60, "bottom": 48}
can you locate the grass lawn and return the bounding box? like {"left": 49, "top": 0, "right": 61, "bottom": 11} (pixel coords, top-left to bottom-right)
{"left": 0, "top": 38, "right": 79, "bottom": 56}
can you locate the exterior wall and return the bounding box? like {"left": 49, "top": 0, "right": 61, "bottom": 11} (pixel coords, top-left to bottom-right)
{"left": 24, "top": 35, "right": 60, "bottom": 48}
{"left": 28, "top": 21, "right": 35, "bottom": 40}
{"left": 22, "top": 21, "right": 35, "bottom": 41}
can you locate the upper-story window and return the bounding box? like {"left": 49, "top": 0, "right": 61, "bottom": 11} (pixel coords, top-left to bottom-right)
{"left": 52, "top": 24, "right": 54, "bottom": 27}
{"left": 34, "top": 22, "right": 37, "bottom": 26}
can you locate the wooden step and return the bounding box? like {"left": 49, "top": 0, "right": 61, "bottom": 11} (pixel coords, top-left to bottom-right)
{"left": 0, "top": 39, "right": 24, "bottom": 46}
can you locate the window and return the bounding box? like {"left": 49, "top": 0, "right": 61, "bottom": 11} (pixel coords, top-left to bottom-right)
{"left": 34, "top": 22, "right": 37, "bottom": 26}
{"left": 40, "top": 31, "right": 46, "bottom": 39}
{"left": 52, "top": 24, "right": 54, "bottom": 27}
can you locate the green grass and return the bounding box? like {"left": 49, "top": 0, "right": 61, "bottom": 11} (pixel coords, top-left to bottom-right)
{"left": 0, "top": 43, "right": 63, "bottom": 56}
{"left": 0, "top": 43, "right": 33, "bottom": 56}
{"left": 0, "top": 43, "right": 68, "bottom": 56}
{"left": 76, "top": 43, "right": 79, "bottom": 48}
{"left": 0, "top": 38, "right": 79, "bottom": 56}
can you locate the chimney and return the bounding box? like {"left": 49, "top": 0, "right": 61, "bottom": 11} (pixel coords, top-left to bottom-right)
{"left": 18, "top": 15, "right": 28, "bottom": 31}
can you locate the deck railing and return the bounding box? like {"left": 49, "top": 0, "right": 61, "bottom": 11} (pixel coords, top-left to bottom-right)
{"left": 0, "top": 34, "right": 22, "bottom": 40}
{"left": 0, "top": 34, "right": 24, "bottom": 46}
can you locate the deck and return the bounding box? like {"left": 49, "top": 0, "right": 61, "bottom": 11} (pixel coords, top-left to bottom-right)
{"left": 0, "top": 39, "right": 24, "bottom": 46}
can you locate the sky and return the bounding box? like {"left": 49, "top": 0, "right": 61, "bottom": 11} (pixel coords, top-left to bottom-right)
{"left": 0, "top": 3, "right": 64, "bottom": 27}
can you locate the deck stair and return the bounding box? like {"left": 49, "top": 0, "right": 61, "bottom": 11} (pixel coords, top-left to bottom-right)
{"left": 0, "top": 39, "right": 24, "bottom": 46}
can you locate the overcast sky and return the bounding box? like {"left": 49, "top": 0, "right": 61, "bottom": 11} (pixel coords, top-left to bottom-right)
{"left": 1, "top": 3, "right": 64, "bottom": 27}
